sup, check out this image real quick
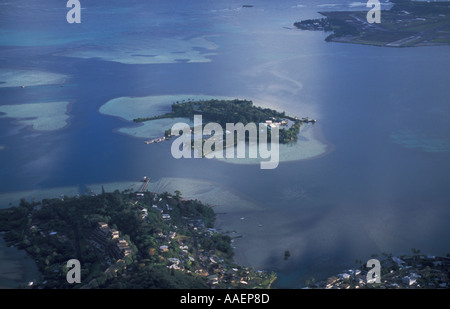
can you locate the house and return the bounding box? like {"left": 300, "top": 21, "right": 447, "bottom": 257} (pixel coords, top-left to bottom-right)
{"left": 111, "top": 238, "right": 132, "bottom": 259}
{"left": 338, "top": 273, "right": 350, "bottom": 280}
{"left": 140, "top": 208, "right": 148, "bottom": 219}
{"left": 152, "top": 205, "right": 162, "bottom": 212}
{"left": 402, "top": 276, "right": 416, "bottom": 286}
{"left": 98, "top": 222, "right": 108, "bottom": 229}
{"left": 326, "top": 276, "right": 339, "bottom": 288}
{"left": 160, "top": 245, "right": 169, "bottom": 252}
{"left": 195, "top": 269, "right": 209, "bottom": 277}
{"left": 208, "top": 275, "right": 219, "bottom": 285}
{"left": 168, "top": 258, "right": 180, "bottom": 265}
{"left": 392, "top": 256, "right": 405, "bottom": 267}
{"left": 351, "top": 269, "right": 361, "bottom": 276}
{"left": 110, "top": 230, "right": 119, "bottom": 240}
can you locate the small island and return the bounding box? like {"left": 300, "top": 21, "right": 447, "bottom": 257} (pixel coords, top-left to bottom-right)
{"left": 0, "top": 187, "right": 276, "bottom": 289}
{"left": 133, "top": 98, "right": 315, "bottom": 146}
{"left": 294, "top": 0, "right": 450, "bottom": 47}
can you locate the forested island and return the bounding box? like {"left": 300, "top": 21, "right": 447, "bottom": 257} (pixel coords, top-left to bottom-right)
{"left": 294, "top": 0, "right": 450, "bottom": 47}
{"left": 0, "top": 189, "right": 276, "bottom": 289}
{"left": 134, "top": 98, "right": 313, "bottom": 145}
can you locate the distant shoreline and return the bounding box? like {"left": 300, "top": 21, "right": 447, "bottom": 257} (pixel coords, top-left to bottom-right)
{"left": 294, "top": 0, "right": 450, "bottom": 48}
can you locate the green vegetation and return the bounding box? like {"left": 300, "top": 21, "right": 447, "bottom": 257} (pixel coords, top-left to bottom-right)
{"left": 134, "top": 99, "right": 289, "bottom": 124}
{"left": 0, "top": 189, "right": 276, "bottom": 289}
{"left": 294, "top": 0, "right": 450, "bottom": 47}
{"left": 134, "top": 99, "right": 305, "bottom": 144}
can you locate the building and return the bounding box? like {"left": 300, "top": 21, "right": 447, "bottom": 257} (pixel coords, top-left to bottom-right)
{"left": 402, "top": 276, "right": 416, "bottom": 286}
{"left": 90, "top": 222, "right": 133, "bottom": 260}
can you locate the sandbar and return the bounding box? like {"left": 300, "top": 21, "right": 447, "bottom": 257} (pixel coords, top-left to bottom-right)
{"left": 390, "top": 130, "right": 450, "bottom": 153}
{"left": 211, "top": 123, "right": 329, "bottom": 165}
{"left": 0, "top": 69, "right": 66, "bottom": 88}
{"left": 61, "top": 36, "right": 218, "bottom": 65}
{"left": 100, "top": 95, "right": 236, "bottom": 138}
{"left": 0, "top": 101, "right": 70, "bottom": 131}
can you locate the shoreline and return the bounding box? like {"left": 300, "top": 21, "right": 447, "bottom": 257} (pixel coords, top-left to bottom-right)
{"left": 295, "top": 1, "right": 450, "bottom": 48}
{"left": 212, "top": 122, "right": 332, "bottom": 166}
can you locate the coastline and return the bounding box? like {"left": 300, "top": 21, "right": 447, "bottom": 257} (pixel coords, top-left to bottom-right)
{"left": 213, "top": 122, "right": 331, "bottom": 166}
{"left": 295, "top": 1, "right": 450, "bottom": 48}
{"left": 0, "top": 177, "right": 270, "bottom": 288}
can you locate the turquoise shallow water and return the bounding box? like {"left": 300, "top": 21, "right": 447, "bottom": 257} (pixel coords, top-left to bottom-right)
{"left": 390, "top": 130, "right": 450, "bottom": 153}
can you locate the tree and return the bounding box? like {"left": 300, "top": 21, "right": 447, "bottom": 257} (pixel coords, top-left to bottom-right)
{"left": 174, "top": 190, "right": 182, "bottom": 199}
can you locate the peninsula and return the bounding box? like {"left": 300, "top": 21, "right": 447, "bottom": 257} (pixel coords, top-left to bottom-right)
{"left": 294, "top": 0, "right": 450, "bottom": 47}
{"left": 0, "top": 188, "right": 276, "bottom": 289}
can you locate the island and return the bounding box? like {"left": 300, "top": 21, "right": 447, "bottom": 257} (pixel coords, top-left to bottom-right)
{"left": 294, "top": 0, "right": 450, "bottom": 47}
{"left": 133, "top": 98, "right": 315, "bottom": 146}
{"left": 0, "top": 187, "right": 276, "bottom": 289}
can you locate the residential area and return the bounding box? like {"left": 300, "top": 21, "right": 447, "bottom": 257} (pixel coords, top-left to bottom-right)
{"left": 307, "top": 252, "right": 450, "bottom": 289}
{"left": 0, "top": 187, "right": 275, "bottom": 289}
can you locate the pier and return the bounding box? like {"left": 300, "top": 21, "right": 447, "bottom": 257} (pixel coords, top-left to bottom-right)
{"left": 300, "top": 117, "right": 317, "bottom": 123}
{"left": 139, "top": 176, "right": 150, "bottom": 192}
{"left": 144, "top": 136, "right": 166, "bottom": 144}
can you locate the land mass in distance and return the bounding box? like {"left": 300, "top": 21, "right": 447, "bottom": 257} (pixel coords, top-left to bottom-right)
{"left": 294, "top": 0, "right": 450, "bottom": 47}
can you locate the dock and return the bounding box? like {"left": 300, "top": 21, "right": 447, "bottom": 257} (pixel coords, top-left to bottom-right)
{"left": 300, "top": 117, "right": 317, "bottom": 123}
{"left": 144, "top": 136, "right": 166, "bottom": 144}
{"left": 139, "top": 176, "right": 150, "bottom": 192}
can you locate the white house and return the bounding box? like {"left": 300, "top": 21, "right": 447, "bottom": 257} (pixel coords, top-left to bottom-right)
{"left": 402, "top": 276, "right": 416, "bottom": 286}
{"left": 168, "top": 258, "right": 180, "bottom": 265}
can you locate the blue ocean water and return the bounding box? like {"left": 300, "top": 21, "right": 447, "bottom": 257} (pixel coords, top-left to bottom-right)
{"left": 0, "top": 0, "right": 449, "bottom": 288}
